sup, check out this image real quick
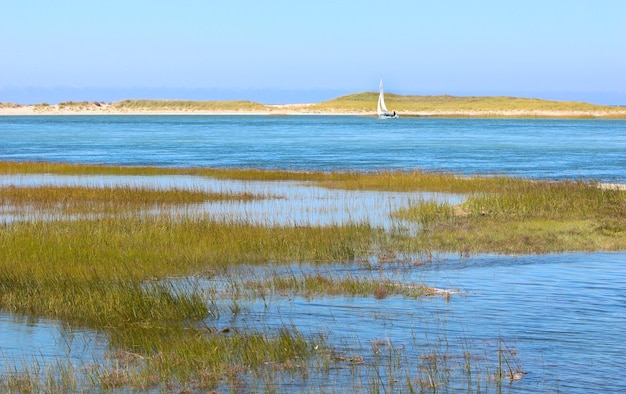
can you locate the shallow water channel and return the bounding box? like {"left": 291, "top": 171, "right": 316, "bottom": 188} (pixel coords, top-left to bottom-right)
{"left": 1, "top": 175, "right": 624, "bottom": 392}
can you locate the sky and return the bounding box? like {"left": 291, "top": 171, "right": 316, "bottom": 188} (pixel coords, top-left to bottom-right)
{"left": 1, "top": 0, "right": 625, "bottom": 105}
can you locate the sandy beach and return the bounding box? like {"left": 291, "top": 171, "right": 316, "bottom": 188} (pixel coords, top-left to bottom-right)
{"left": 2, "top": 102, "right": 625, "bottom": 118}
{"left": 0, "top": 102, "right": 356, "bottom": 116}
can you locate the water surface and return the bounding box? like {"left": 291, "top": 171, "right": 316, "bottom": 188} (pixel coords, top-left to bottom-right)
{"left": 1, "top": 116, "right": 625, "bottom": 392}
{"left": 2, "top": 115, "right": 624, "bottom": 183}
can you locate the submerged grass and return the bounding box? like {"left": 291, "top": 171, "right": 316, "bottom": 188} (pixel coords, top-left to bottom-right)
{"left": 245, "top": 273, "right": 440, "bottom": 299}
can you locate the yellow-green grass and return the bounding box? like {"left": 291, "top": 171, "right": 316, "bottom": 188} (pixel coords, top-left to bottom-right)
{"left": 311, "top": 92, "right": 626, "bottom": 118}
{"left": 313, "top": 170, "right": 527, "bottom": 193}
{"left": 1, "top": 161, "right": 624, "bottom": 390}
{"left": 0, "top": 217, "right": 378, "bottom": 324}
{"left": 1, "top": 323, "right": 317, "bottom": 393}
{"left": 245, "top": 273, "right": 441, "bottom": 299}
{"left": 57, "top": 101, "right": 107, "bottom": 110}
{"left": 102, "top": 325, "right": 315, "bottom": 392}
{"left": 396, "top": 180, "right": 626, "bottom": 254}
{"left": 0, "top": 185, "right": 257, "bottom": 216}
{"left": 0, "top": 214, "right": 378, "bottom": 390}
{"left": 112, "top": 99, "right": 268, "bottom": 112}
{"left": 0, "top": 102, "right": 23, "bottom": 108}
{"left": 0, "top": 160, "right": 526, "bottom": 193}
{"left": 8, "top": 93, "right": 625, "bottom": 117}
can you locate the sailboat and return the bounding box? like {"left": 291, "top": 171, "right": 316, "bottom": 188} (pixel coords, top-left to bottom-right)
{"left": 377, "top": 79, "right": 399, "bottom": 119}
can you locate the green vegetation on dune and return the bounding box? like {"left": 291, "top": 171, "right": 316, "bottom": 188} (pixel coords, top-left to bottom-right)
{"left": 4, "top": 92, "right": 624, "bottom": 117}
{"left": 112, "top": 99, "right": 268, "bottom": 112}
{"left": 0, "top": 102, "right": 23, "bottom": 108}
{"left": 312, "top": 92, "right": 625, "bottom": 117}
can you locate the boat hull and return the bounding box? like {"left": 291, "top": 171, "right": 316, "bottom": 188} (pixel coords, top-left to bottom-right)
{"left": 378, "top": 113, "right": 399, "bottom": 119}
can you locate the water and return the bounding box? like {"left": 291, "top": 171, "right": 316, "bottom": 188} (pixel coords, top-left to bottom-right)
{"left": 216, "top": 252, "right": 626, "bottom": 393}
{"left": 1, "top": 115, "right": 625, "bottom": 183}
{"left": 0, "top": 174, "right": 462, "bottom": 230}
{"left": 1, "top": 115, "right": 625, "bottom": 392}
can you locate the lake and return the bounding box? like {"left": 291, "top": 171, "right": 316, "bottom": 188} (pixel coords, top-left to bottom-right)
{"left": 0, "top": 115, "right": 625, "bottom": 392}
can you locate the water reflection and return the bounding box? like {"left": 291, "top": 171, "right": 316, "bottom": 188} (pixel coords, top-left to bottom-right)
{"left": 1, "top": 175, "right": 625, "bottom": 392}
{"left": 0, "top": 314, "right": 108, "bottom": 371}
{"left": 0, "top": 174, "right": 462, "bottom": 232}
{"left": 206, "top": 252, "right": 626, "bottom": 393}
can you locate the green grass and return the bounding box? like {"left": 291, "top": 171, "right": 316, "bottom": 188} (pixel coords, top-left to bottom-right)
{"left": 7, "top": 92, "right": 626, "bottom": 117}
{"left": 0, "top": 161, "right": 527, "bottom": 193}
{"left": 245, "top": 273, "right": 440, "bottom": 299}
{"left": 311, "top": 92, "right": 626, "bottom": 117}
{"left": 0, "top": 161, "right": 623, "bottom": 391}
{"left": 396, "top": 180, "right": 626, "bottom": 254}
{"left": 0, "top": 212, "right": 379, "bottom": 390}
{"left": 0, "top": 185, "right": 257, "bottom": 215}
{"left": 0, "top": 217, "right": 379, "bottom": 325}
{"left": 112, "top": 99, "right": 268, "bottom": 112}
{"left": 313, "top": 170, "right": 527, "bottom": 193}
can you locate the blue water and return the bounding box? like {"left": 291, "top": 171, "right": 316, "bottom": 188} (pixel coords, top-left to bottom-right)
{"left": 220, "top": 252, "right": 626, "bottom": 393}
{"left": 1, "top": 115, "right": 625, "bottom": 392}
{"left": 1, "top": 115, "right": 625, "bottom": 182}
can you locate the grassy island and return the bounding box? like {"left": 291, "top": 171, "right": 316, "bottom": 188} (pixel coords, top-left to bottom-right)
{"left": 2, "top": 93, "right": 625, "bottom": 118}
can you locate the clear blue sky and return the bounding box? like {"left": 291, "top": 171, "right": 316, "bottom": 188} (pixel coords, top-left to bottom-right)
{"left": 1, "top": 0, "right": 624, "bottom": 104}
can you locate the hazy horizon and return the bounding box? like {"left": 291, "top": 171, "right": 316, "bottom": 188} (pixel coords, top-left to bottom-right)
{"left": 2, "top": 86, "right": 624, "bottom": 107}
{"left": 2, "top": 1, "right": 624, "bottom": 106}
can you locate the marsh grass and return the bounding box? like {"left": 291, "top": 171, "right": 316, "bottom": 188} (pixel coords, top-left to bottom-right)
{"left": 245, "top": 273, "right": 439, "bottom": 299}
{"left": 313, "top": 170, "right": 527, "bottom": 193}
{"left": 398, "top": 180, "right": 626, "bottom": 253}
{"left": 1, "top": 161, "right": 618, "bottom": 391}
{"left": 0, "top": 185, "right": 257, "bottom": 216}
{"left": 0, "top": 217, "right": 379, "bottom": 321}
{"left": 0, "top": 160, "right": 528, "bottom": 193}
{"left": 0, "top": 213, "right": 381, "bottom": 391}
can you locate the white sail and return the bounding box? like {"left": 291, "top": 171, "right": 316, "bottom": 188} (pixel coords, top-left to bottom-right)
{"left": 377, "top": 79, "right": 398, "bottom": 119}
{"left": 378, "top": 79, "right": 389, "bottom": 114}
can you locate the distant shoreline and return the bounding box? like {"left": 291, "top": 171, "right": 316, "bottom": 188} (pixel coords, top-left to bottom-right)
{"left": 2, "top": 96, "right": 625, "bottom": 119}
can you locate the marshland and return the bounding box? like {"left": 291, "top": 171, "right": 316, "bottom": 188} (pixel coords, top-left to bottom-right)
{"left": 1, "top": 115, "right": 625, "bottom": 393}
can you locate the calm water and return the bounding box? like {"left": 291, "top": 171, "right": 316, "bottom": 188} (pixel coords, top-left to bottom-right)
{"left": 1, "top": 115, "right": 625, "bottom": 392}
{"left": 216, "top": 252, "right": 626, "bottom": 393}
{"left": 1, "top": 115, "right": 625, "bottom": 182}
